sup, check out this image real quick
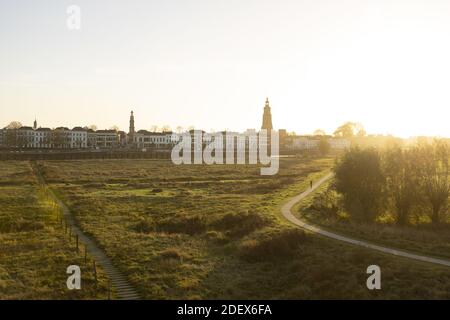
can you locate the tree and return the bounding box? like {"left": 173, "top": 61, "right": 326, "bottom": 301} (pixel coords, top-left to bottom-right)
{"left": 383, "top": 147, "right": 420, "bottom": 225}
{"left": 150, "top": 125, "right": 159, "bottom": 132}
{"left": 88, "top": 124, "right": 97, "bottom": 131}
{"left": 318, "top": 138, "right": 331, "bottom": 156}
{"left": 110, "top": 125, "right": 120, "bottom": 131}
{"left": 313, "top": 129, "right": 326, "bottom": 136}
{"left": 161, "top": 125, "right": 171, "bottom": 133}
{"left": 52, "top": 130, "right": 66, "bottom": 148}
{"left": 334, "top": 122, "right": 366, "bottom": 138}
{"left": 416, "top": 140, "right": 449, "bottom": 224}
{"left": 4, "top": 129, "right": 18, "bottom": 147}
{"left": 5, "top": 121, "right": 22, "bottom": 129}
{"left": 334, "top": 148, "right": 385, "bottom": 222}
{"left": 176, "top": 126, "right": 184, "bottom": 134}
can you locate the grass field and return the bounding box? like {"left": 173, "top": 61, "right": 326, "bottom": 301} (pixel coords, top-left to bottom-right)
{"left": 296, "top": 180, "right": 450, "bottom": 261}
{"left": 0, "top": 161, "right": 108, "bottom": 299}
{"left": 28, "top": 157, "right": 450, "bottom": 299}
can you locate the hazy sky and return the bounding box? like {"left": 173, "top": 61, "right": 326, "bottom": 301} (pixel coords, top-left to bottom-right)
{"left": 1, "top": 0, "right": 450, "bottom": 137}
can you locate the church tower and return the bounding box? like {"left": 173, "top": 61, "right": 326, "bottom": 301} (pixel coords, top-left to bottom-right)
{"left": 261, "top": 97, "right": 273, "bottom": 130}
{"left": 128, "top": 111, "right": 135, "bottom": 144}
{"left": 33, "top": 118, "right": 37, "bottom": 130}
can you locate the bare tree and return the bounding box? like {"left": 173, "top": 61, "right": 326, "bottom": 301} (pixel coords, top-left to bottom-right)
{"left": 161, "top": 125, "right": 171, "bottom": 133}
{"left": 417, "top": 140, "right": 450, "bottom": 224}
{"left": 334, "top": 122, "right": 366, "bottom": 138}
{"left": 313, "top": 129, "right": 326, "bottom": 136}
{"left": 5, "top": 121, "right": 22, "bottom": 129}
{"left": 383, "top": 147, "right": 420, "bottom": 225}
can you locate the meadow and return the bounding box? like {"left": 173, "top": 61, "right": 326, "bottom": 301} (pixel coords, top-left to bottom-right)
{"left": 0, "top": 161, "right": 108, "bottom": 299}
{"left": 30, "top": 156, "right": 450, "bottom": 299}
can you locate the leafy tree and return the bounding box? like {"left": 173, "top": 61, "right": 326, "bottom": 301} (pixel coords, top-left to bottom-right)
{"left": 334, "top": 148, "right": 385, "bottom": 222}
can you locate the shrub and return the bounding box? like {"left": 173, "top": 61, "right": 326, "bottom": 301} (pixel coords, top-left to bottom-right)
{"left": 214, "top": 211, "right": 270, "bottom": 237}
{"left": 157, "top": 215, "right": 207, "bottom": 235}
{"left": 0, "top": 217, "right": 45, "bottom": 233}
{"left": 159, "top": 248, "right": 186, "bottom": 260}
{"left": 132, "top": 218, "right": 154, "bottom": 233}
{"left": 238, "top": 229, "right": 307, "bottom": 262}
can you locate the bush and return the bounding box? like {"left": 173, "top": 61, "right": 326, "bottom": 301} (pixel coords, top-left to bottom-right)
{"left": 131, "top": 218, "right": 154, "bottom": 233}
{"left": 238, "top": 229, "right": 307, "bottom": 262}
{"left": 214, "top": 211, "right": 270, "bottom": 237}
{"left": 157, "top": 215, "right": 207, "bottom": 235}
{"left": 0, "top": 217, "right": 45, "bottom": 233}
{"left": 308, "top": 189, "right": 339, "bottom": 218}
{"left": 159, "top": 248, "right": 186, "bottom": 260}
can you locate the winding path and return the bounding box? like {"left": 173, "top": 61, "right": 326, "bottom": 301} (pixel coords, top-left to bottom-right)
{"left": 32, "top": 163, "right": 141, "bottom": 300}
{"left": 281, "top": 173, "right": 450, "bottom": 268}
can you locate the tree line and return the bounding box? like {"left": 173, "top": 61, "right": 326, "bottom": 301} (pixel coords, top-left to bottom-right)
{"left": 333, "top": 140, "right": 449, "bottom": 225}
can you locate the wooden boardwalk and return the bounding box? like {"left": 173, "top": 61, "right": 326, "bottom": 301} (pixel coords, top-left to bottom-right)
{"left": 32, "top": 162, "right": 141, "bottom": 300}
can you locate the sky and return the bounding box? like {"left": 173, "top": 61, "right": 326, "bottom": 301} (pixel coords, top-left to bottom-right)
{"left": 1, "top": 0, "right": 450, "bottom": 137}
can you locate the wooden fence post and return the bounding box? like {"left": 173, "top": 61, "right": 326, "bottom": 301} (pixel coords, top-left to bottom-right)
{"left": 93, "top": 261, "right": 98, "bottom": 284}
{"left": 76, "top": 234, "right": 79, "bottom": 252}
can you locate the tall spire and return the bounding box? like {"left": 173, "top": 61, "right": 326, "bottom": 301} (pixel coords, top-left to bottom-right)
{"left": 128, "top": 110, "right": 135, "bottom": 145}
{"left": 129, "top": 110, "right": 135, "bottom": 134}
{"left": 33, "top": 117, "right": 37, "bottom": 130}
{"left": 261, "top": 98, "right": 273, "bottom": 130}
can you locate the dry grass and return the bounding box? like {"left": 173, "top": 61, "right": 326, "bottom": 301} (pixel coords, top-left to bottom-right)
{"left": 33, "top": 157, "right": 450, "bottom": 299}
{"left": 0, "top": 161, "right": 108, "bottom": 299}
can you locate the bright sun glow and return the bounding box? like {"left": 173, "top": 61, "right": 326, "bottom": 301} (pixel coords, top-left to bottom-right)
{"left": 0, "top": 0, "right": 449, "bottom": 137}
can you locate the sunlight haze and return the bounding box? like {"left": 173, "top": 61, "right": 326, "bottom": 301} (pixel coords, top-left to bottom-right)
{"left": 1, "top": 0, "right": 449, "bottom": 137}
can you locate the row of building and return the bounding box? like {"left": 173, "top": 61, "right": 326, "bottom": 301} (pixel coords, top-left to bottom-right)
{"left": 0, "top": 99, "right": 350, "bottom": 151}
{"left": 0, "top": 119, "right": 177, "bottom": 150}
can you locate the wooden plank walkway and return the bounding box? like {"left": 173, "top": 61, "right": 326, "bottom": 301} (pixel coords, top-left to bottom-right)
{"left": 32, "top": 162, "right": 141, "bottom": 300}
